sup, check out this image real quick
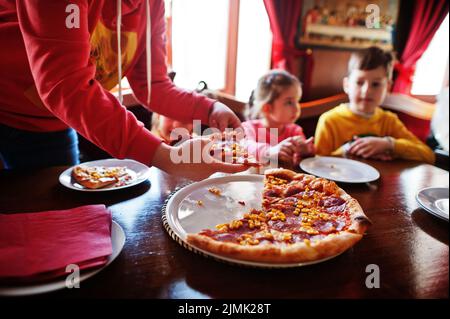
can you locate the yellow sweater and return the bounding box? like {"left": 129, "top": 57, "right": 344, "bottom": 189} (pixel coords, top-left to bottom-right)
{"left": 314, "top": 104, "right": 435, "bottom": 164}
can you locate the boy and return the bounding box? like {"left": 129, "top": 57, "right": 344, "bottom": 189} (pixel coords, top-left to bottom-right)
{"left": 314, "top": 46, "right": 435, "bottom": 164}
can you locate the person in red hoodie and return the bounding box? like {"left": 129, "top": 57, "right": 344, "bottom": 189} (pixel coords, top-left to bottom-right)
{"left": 0, "top": 0, "right": 246, "bottom": 180}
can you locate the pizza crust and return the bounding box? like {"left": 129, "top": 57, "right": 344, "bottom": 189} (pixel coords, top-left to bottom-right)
{"left": 337, "top": 188, "right": 372, "bottom": 234}
{"left": 264, "top": 168, "right": 297, "bottom": 181}
{"left": 187, "top": 231, "right": 362, "bottom": 263}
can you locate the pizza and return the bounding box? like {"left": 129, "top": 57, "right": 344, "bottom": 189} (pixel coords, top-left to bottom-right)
{"left": 186, "top": 168, "right": 371, "bottom": 263}
{"left": 210, "top": 131, "right": 262, "bottom": 167}
{"left": 71, "top": 165, "right": 132, "bottom": 189}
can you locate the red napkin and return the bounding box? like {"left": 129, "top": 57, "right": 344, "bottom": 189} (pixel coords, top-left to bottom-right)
{"left": 0, "top": 205, "right": 112, "bottom": 283}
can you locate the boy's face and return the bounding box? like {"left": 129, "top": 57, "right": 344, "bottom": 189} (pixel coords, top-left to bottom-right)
{"left": 343, "top": 66, "right": 390, "bottom": 114}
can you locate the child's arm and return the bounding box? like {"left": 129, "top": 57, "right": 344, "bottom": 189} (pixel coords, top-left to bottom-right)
{"left": 241, "top": 122, "right": 272, "bottom": 162}
{"left": 386, "top": 114, "right": 435, "bottom": 164}
{"left": 314, "top": 115, "right": 341, "bottom": 156}
{"left": 347, "top": 136, "right": 393, "bottom": 159}
{"left": 287, "top": 125, "right": 315, "bottom": 162}
{"left": 290, "top": 136, "right": 315, "bottom": 164}
{"left": 348, "top": 114, "right": 435, "bottom": 163}
{"left": 242, "top": 122, "right": 299, "bottom": 165}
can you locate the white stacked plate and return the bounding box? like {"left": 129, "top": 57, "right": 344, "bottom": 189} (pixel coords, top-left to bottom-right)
{"left": 416, "top": 187, "right": 449, "bottom": 221}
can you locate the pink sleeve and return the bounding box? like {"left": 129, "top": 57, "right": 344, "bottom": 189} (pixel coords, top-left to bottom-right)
{"left": 16, "top": 0, "right": 161, "bottom": 165}
{"left": 242, "top": 121, "right": 270, "bottom": 160}
{"left": 288, "top": 124, "right": 306, "bottom": 139}
{"left": 127, "top": 0, "right": 215, "bottom": 124}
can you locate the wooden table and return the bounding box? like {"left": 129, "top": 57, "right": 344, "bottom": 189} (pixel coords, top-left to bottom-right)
{"left": 0, "top": 160, "right": 448, "bottom": 299}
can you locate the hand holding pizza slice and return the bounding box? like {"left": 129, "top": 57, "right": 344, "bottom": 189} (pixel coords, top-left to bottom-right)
{"left": 209, "top": 130, "right": 264, "bottom": 167}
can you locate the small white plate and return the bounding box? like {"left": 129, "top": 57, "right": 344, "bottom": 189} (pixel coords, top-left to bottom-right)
{"left": 164, "top": 174, "right": 343, "bottom": 268}
{"left": 300, "top": 156, "right": 380, "bottom": 183}
{"left": 59, "top": 159, "right": 150, "bottom": 192}
{"left": 416, "top": 187, "right": 449, "bottom": 221}
{"left": 0, "top": 220, "right": 126, "bottom": 296}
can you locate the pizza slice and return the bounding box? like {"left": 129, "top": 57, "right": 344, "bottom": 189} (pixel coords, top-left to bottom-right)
{"left": 210, "top": 131, "right": 263, "bottom": 167}
{"left": 72, "top": 165, "right": 129, "bottom": 189}
{"left": 186, "top": 168, "right": 371, "bottom": 263}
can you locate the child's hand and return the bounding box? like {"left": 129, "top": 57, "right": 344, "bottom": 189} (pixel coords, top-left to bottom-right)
{"left": 269, "top": 137, "right": 297, "bottom": 164}
{"left": 347, "top": 136, "right": 393, "bottom": 159}
{"left": 152, "top": 137, "right": 248, "bottom": 181}
{"left": 292, "top": 136, "right": 315, "bottom": 157}
{"left": 291, "top": 136, "right": 315, "bottom": 166}
{"left": 209, "top": 102, "right": 242, "bottom": 131}
{"left": 268, "top": 136, "right": 316, "bottom": 167}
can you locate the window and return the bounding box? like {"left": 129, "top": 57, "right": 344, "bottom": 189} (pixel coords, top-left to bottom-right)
{"left": 411, "top": 14, "right": 449, "bottom": 96}
{"left": 235, "top": 0, "right": 272, "bottom": 101}
{"left": 170, "top": 0, "right": 229, "bottom": 90}
{"left": 167, "top": 0, "right": 272, "bottom": 99}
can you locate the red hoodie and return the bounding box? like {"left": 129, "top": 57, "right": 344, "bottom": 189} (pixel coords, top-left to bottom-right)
{"left": 0, "top": 0, "right": 214, "bottom": 165}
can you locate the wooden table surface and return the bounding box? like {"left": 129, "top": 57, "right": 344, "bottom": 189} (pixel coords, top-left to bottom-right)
{"left": 0, "top": 160, "right": 448, "bottom": 298}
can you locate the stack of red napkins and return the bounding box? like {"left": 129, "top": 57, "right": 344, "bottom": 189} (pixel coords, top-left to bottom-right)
{"left": 0, "top": 205, "right": 112, "bottom": 283}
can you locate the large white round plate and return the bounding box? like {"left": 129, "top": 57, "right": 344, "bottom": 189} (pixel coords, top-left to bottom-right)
{"left": 300, "top": 156, "right": 380, "bottom": 183}
{"left": 164, "top": 174, "right": 343, "bottom": 268}
{"left": 416, "top": 187, "right": 449, "bottom": 221}
{"left": 59, "top": 159, "right": 150, "bottom": 192}
{"left": 0, "top": 221, "right": 126, "bottom": 296}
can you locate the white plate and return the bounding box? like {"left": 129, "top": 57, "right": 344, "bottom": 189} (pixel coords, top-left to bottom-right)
{"left": 0, "top": 220, "right": 125, "bottom": 296}
{"left": 164, "top": 174, "right": 343, "bottom": 268}
{"left": 416, "top": 187, "right": 449, "bottom": 221}
{"left": 59, "top": 159, "right": 150, "bottom": 192}
{"left": 300, "top": 156, "right": 380, "bottom": 183}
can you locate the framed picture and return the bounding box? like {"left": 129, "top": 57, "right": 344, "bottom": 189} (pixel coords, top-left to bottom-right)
{"left": 297, "top": 0, "right": 400, "bottom": 50}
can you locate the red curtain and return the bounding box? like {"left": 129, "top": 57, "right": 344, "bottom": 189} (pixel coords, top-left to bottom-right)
{"left": 392, "top": 0, "right": 448, "bottom": 142}
{"left": 263, "top": 0, "right": 314, "bottom": 99}
{"left": 393, "top": 0, "right": 449, "bottom": 94}
{"left": 263, "top": 0, "right": 302, "bottom": 71}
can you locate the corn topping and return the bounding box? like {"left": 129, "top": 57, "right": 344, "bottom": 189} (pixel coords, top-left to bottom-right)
{"left": 229, "top": 220, "right": 243, "bottom": 230}
{"left": 208, "top": 187, "right": 222, "bottom": 196}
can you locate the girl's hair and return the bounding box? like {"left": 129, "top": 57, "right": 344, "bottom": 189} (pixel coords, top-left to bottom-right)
{"left": 248, "top": 69, "right": 301, "bottom": 119}
{"left": 348, "top": 46, "right": 395, "bottom": 80}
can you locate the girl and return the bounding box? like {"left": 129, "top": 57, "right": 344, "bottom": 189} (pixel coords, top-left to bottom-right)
{"left": 242, "top": 70, "right": 315, "bottom": 168}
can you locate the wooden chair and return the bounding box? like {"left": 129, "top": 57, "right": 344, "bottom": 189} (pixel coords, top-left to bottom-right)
{"left": 381, "top": 93, "right": 435, "bottom": 143}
